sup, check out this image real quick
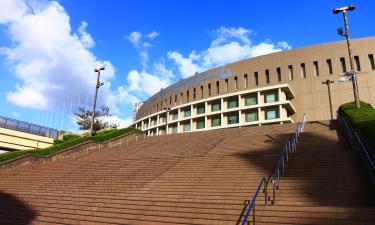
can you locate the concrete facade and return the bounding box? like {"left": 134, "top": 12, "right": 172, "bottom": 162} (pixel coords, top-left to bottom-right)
{"left": 0, "top": 127, "right": 54, "bottom": 150}
{"left": 132, "top": 37, "right": 375, "bottom": 134}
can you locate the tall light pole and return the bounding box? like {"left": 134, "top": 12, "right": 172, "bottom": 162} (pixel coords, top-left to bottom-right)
{"left": 322, "top": 79, "right": 334, "bottom": 120}
{"left": 333, "top": 4, "right": 360, "bottom": 108}
{"left": 90, "top": 66, "right": 105, "bottom": 135}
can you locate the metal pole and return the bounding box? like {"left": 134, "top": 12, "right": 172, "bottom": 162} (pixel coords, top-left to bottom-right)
{"left": 327, "top": 81, "right": 334, "bottom": 120}
{"left": 90, "top": 70, "right": 101, "bottom": 135}
{"left": 322, "top": 80, "right": 334, "bottom": 120}
{"left": 342, "top": 10, "right": 360, "bottom": 108}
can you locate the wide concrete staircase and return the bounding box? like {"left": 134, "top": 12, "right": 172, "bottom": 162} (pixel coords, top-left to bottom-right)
{"left": 0, "top": 121, "right": 374, "bottom": 225}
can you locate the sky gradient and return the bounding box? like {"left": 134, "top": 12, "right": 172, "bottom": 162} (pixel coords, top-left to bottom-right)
{"left": 0, "top": 0, "right": 374, "bottom": 132}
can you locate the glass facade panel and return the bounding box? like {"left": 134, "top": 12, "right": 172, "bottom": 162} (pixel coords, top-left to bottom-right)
{"left": 246, "top": 111, "right": 258, "bottom": 122}
{"left": 265, "top": 92, "right": 277, "bottom": 103}
{"left": 172, "top": 112, "right": 178, "bottom": 120}
{"left": 196, "top": 119, "right": 205, "bottom": 129}
{"left": 183, "top": 122, "right": 191, "bottom": 132}
{"left": 172, "top": 126, "right": 178, "bottom": 134}
{"left": 227, "top": 99, "right": 238, "bottom": 109}
{"left": 211, "top": 102, "right": 221, "bottom": 112}
{"left": 211, "top": 117, "right": 221, "bottom": 127}
{"left": 265, "top": 108, "right": 279, "bottom": 120}
{"left": 245, "top": 95, "right": 257, "bottom": 106}
{"left": 184, "top": 109, "right": 191, "bottom": 117}
{"left": 228, "top": 114, "right": 239, "bottom": 124}
{"left": 197, "top": 105, "right": 205, "bottom": 114}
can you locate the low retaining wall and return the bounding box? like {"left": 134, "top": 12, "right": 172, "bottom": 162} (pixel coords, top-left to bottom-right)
{"left": 0, "top": 132, "right": 145, "bottom": 171}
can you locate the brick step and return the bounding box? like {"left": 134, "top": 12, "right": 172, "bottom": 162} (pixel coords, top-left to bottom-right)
{"left": 0, "top": 205, "right": 237, "bottom": 225}
{"left": 9, "top": 191, "right": 249, "bottom": 206}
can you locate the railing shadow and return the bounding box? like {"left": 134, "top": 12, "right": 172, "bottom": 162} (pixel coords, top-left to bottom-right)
{"left": 235, "top": 119, "right": 375, "bottom": 224}
{"left": 0, "top": 192, "right": 36, "bottom": 224}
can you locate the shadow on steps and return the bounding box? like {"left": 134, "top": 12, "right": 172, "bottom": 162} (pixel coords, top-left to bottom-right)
{"left": 0, "top": 192, "right": 36, "bottom": 224}
{"left": 234, "top": 122, "right": 375, "bottom": 223}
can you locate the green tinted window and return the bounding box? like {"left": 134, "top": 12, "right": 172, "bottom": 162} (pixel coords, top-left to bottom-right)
{"left": 184, "top": 109, "right": 191, "bottom": 117}
{"left": 196, "top": 120, "right": 205, "bottom": 129}
{"left": 172, "top": 126, "right": 178, "bottom": 134}
{"left": 265, "top": 108, "right": 279, "bottom": 120}
{"left": 211, "top": 102, "right": 221, "bottom": 112}
{"left": 227, "top": 99, "right": 238, "bottom": 109}
{"left": 211, "top": 117, "right": 221, "bottom": 127}
{"left": 197, "top": 105, "right": 205, "bottom": 114}
{"left": 183, "top": 122, "right": 191, "bottom": 132}
{"left": 172, "top": 112, "right": 178, "bottom": 120}
{"left": 228, "top": 114, "right": 239, "bottom": 124}
{"left": 265, "top": 92, "right": 278, "bottom": 103}
{"left": 245, "top": 111, "right": 258, "bottom": 122}
{"left": 245, "top": 95, "right": 257, "bottom": 106}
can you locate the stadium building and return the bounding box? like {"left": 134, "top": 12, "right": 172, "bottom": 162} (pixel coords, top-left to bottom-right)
{"left": 132, "top": 37, "right": 375, "bottom": 135}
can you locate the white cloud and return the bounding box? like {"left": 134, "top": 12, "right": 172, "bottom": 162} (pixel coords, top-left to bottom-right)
{"left": 104, "top": 115, "right": 133, "bottom": 128}
{"left": 211, "top": 26, "right": 251, "bottom": 46}
{"left": 0, "top": 0, "right": 28, "bottom": 23}
{"left": 147, "top": 31, "right": 159, "bottom": 39}
{"left": 168, "top": 51, "right": 202, "bottom": 78}
{"left": 78, "top": 21, "right": 95, "bottom": 48}
{"left": 126, "top": 30, "right": 160, "bottom": 67}
{"left": 0, "top": 0, "right": 134, "bottom": 124}
{"left": 126, "top": 68, "right": 172, "bottom": 96}
{"left": 127, "top": 31, "right": 142, "bottom": 47}
{"left": 168, "top": 27, "right": 291, "bottom": 78}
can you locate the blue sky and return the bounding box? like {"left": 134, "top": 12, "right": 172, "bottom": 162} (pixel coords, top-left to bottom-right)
{"left": 0, "top": 0, "right": 374, "bottom": 132}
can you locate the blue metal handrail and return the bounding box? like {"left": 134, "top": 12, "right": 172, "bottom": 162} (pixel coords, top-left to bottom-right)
{"left": 0, "top": 115, "right": 58, "bottom": 138}
{"left": 268, "top": 113, "right": 306, "bottom": 204}
{"left": 240, "top": 113, "right": 306, "bottom": 224}
{"left": 241, "top": 177, "right": 265, "bottom": 225}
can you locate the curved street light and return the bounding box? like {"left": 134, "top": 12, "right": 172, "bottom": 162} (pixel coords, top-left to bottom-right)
{"left": 90, "top": 66, "right": 105, "bottom": 135}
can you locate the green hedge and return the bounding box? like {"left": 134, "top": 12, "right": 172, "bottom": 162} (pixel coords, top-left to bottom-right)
{"left": 338, "top": 101, "right": 375, "bottom": 153}
{"left": 0, "top": 127, "right": 142, "bottom": 163}
{"left": 91, "top": 127, "right": 142, "bottom": 143}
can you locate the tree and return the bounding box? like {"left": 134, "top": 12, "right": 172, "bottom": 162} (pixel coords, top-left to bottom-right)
{"left": 74, "top": 105, "right": 118, "bottom": 133}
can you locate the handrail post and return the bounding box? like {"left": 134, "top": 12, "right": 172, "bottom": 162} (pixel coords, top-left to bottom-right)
{"left": 272, "top": 179, "right": 276, "bottom": 204}
{"left": 264, "top": 178, "right": 267, "bottom": 205}
{"left": 282, "top": 156, "right": 285, "bottom": 174}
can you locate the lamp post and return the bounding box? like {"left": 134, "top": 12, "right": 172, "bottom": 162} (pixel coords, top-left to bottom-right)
{"left": 322, "top": 80, "right": 335, "bottom": 120}
{"left": 333, "top": 4, "right": 360, "bottom": 108}
{"left": 90, "top": 66, "right": 105, "bottom": 135}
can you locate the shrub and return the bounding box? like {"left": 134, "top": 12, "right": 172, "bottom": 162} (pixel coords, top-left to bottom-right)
{"left": 0, "top": 127, "right": 143, "bottom": 163}
{"left": 338, "top": 101, "right": 375, "bottom": 154}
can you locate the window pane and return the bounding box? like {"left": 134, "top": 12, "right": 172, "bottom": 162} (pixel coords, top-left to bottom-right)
{"left": 354, "top": 56, "right": 361, "bottom": 71}
{"left": 327, "top": 59, "right": 333, "bottom": 75}
{"left": 197, "top": 105, "right": 205, "bottom": 114}
{"left": 227, "top": 99, "right": 238, "bottom": 109}
{"left": 369, "top": 54, "right": 375, "bottom": 70}
{"left": 184, "top": 109, "right": 191, "bottom": 117}
{"left": 340, "top": 57, "right": 347, "bottom": 73}
{"left": 172, "top": 126, "right": 178, "bottom": 134}
{"left": 246, "top": 111, "right": 258, "bottom": 122}
{"left": 211, "top": 102, "right": 221, "bottom": 111}
{"left": 245, "top": 95, "right": 257, "bottom": 106}
{"left": 266, "top": 108, "right": 279, "bottom": 120}
{"left": 211, "top": 117, "right": 221, "bottom": 127}
{"left": 172, "top": 112, "right": 178, "bottom": 120}
{"left": 228, "top": 115, "right": 239, "bottom": 124}
{"left": 265, "top": 92, "right": 277, "bottom": 103}
{"left": 183, "top": 123, "right": 191, "bottom": 132}
{"left": 196, "top": 120, "right": 205, "bottom": 129}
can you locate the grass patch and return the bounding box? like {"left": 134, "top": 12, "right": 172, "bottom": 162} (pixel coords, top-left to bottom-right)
{"left": 0, "top": 127, "right": 142, "bottom": 163}
{"left": 338, "top": 101, "right": 375, "bottom": 154}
